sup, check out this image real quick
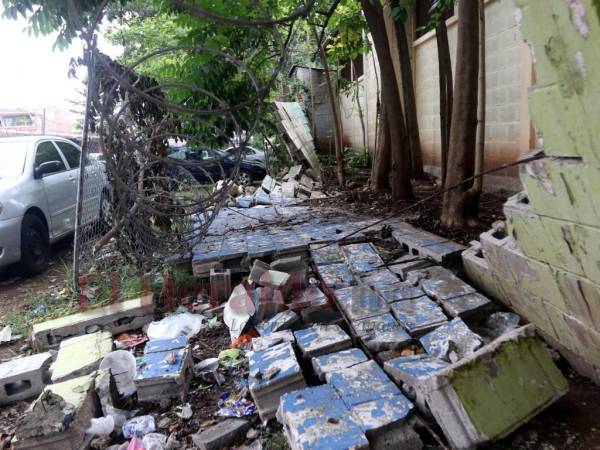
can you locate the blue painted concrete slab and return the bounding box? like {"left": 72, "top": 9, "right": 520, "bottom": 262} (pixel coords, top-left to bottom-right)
{"left": 341, "top": 243, "right": 384, "bottom": 274}
{"left": 136, "top": 347, "right": 188, "bottom": 381}
{"left": 310, "top": 243, "right": 345, "bottom": 265}
{"left": 294, "top": 324, "right": 351, "bottom": 358}
{"left": 317, "top": 263, "right": 356, "bottom": 289}
{"left": 255, "top": 310, "right": 300, "bottom": 336}
{"left": 334, "top": 286, "right": 389, "bottom": 320}
{"left": 248, "top": 342, "right": 302, "bottom": 392}
{"left": 361, "top": 269, "right": 400, "bottom": 290}
{"left": 352, "top": 313, "right": 412, "bottom": 352}
{"left": 420, "top": 318, "right": 484, "bottom": 362}
{"left": 279, "top": 384, "right": 369, "bottom": 450}
{"left": 374, "top": 282, "right": 426, "bottom": 303}
{"left": 351, "top": 394, "right": 414, "bottom": 433}
{"left": 440, "top": 292, "right": 492, "bottom": 318}
{"left": 383, "top": 354, "right": 450, "bottom": 385}
{"left": 328, "top": 360, "right": 401, "bottom": 407}
{"left": 144, "top": 336, "right": 188, "bottom": 354}
{"left": 391, "top": 296, "right": 448, "bottom": 335}
{"left": 312, "top": 348, "right": 368, "bottom": 381}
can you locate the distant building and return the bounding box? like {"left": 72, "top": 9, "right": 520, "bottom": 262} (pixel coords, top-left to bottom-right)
{"left": 0, "top": 106, "right": 79, "bottom": 137}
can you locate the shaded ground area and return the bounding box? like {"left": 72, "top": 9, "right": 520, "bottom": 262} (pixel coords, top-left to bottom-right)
{"left": 0, "top": 237, "right": 72, "bottom": 314}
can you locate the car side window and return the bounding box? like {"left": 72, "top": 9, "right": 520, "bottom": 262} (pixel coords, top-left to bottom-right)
{"left": 55, "top": 141, "right": 81, "bottom": 169}
{"left": 35, "top": 141, "right": 66, "bottom": 174}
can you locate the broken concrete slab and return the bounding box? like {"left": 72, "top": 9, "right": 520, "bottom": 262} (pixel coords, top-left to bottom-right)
{"left": 416, "top": 266, "right": 477, "bottom": 301}
{"left": 419, "top": 318, "right": 484, "bottom": 363}
{"left": 438, "top": 292, "right": 493, "bottom": 319}
{"left": 392, "top": 225, "right": 465, "bottom": 264}
{"left": 461, "top": 241, "right": 507, "bottom": 303}
{"left": 311, "top": 348, "right": 369, "bottom": 382}
{"left": 135, "top": 336, "right": 192, "bottom": 402}
{"left": 12, "top": 373, "right": 99, "bottom": 450}
{"left": 249, "top": 260, "right": 271, "bottom": 284}
{"left": 373, "top": 282, "right": 426, "bottom": 304}
{"left": 316, "top": 262, "right": 356, "bottom": 289}
{"left": 391, "top": 296, "right": 448, "bottom": 336}
{"left": 51, "top": 331, "right": 113, "bottom": 383}
{"left": 0, "top": 352, "right": 53, "bottom": 405}
{"left": 251, "top": 286, "right": 287, "bottom": 324}
{"left": 341, "top": 242, "right": 384, "bottom": 274}
{"left": 191, "top": 418, "right": 251, "bottom": 450}
{"left": 261, "top": 175, "right": 277, "bottom": 193}
{"left": 388, "top": 259, "right": 435, "bottom": 280}
{"left": 248, "top": 342, "right": 306, "bottom": 421}
{"left": 294, "top": 324, "right": 352, "bottom": 359}
{"left": 310, "top": 243, "right": 345, "bottom": 265}
{"left": 352, "top": 313, "right": 412, "bottom": 352}
{"left": 278, "top": 384, "right": 369, "bottom": 450}
{"left": 259, "top": 270, "right": 292, "bottom": 298}
{"left": 252, "top": 330, "right": 295, "bottom": 352}
{"left": 271, "top": 256, "right": 308, "bottom": 288}
{"left": 283, "top": 164, "right": 303, "bottom": 181}
{"left": 288, "top": 285, "right": 330, "bottom": 312}
{"left": 256, "top": 310, "right": 300, "bottom": 336}
{"left": 360, "top": 268, "right": 400, "bottom": 290}
{"left": 383, "top": 354, "right": 450, "bottom": 387}
{"left": 327, "top": 360, "right": 401, "bottom": 407}
{"left": 31, "top": 295, "right": 155, "bottom": 351}
{"left": 420, "top": 325, "right": 568, "bottom": 449}
{"left": 334, "top": 285, "right": 389, "bottom": 320}
{"left": 281, "top": 180, "right": 297, "bottom": 198}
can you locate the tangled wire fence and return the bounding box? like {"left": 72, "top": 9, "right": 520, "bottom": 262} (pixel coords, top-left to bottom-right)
{"left": 70, "top": 0, "right": 307, "bottom": 290}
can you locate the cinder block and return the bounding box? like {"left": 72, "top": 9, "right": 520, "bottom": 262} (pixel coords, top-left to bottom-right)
{"left": 417, "top": 266, "right": 477, "bottom": 301}
{"left": 31, "top": 295, "right": 155, "bottom": 351}
{"left": 12, "top": 373, "right": 99, "bottom": 450}
{"left": 419, "top": 318, "right": 484, "bottom": 362}
{"left": 312, "top": 348, "right": 369, "bottom": 382}
{"left": 0, "top": 353, "right": 53, "bottom": 405}
{"left": 51, "top": 331, "right": 113, "bottom": 383}
{"left": 294, "top": 324, "right": 352, "bottom": 359}
{"left": 251, "top": 329, "right": 295, "bottom": 352}
{"left": 310, "top": 243, "right": 345, "bottom": 265}
{"left": 341, "top": 242, "right": 384, "bottom": 274}
{"left": 352, "top": 313, "right": 412, "bottom": 352}
{"left": 391, "top": 296, "right": 448, "bottom": 336}
{"left": 191, "top": 419, "right": 250, "bottom": 450}
{"left": 461, "top": 241, "right": 507, "bottom": 303}
{"left": 421, "top": 325, "right": 568, "bottom": 449}
{"left": 316, "top": 262, "right": 356, "bottom": 289}
{"left": 390, "top": 223, "right": 465, "bottom": 264}
{"left": 334, "top": 285, "right": 389, "bottom": 321}
{"left": 135, "top": 336, "right": 192, "bottom": 402}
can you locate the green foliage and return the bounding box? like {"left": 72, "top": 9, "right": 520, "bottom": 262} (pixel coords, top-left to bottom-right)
{"left": 325, "top": 0, "right": 370, "bottom": 62}
{"left": 418, "top": 0, "right": 455, "bottom": 34}
{"left": 390, "top": 0, "right": 415, "bottom": 23}
{"left": 345, "top": 146, "right": 371, "bottom": 169}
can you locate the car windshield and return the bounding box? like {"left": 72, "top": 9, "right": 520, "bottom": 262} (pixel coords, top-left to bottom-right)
{"left": 0, "top": 141, "right": 29, "bottom": 178}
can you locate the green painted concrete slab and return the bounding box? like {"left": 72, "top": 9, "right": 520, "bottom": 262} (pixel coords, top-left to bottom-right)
{"left": 51, "top": 332, "right": 113, "bottom": 383}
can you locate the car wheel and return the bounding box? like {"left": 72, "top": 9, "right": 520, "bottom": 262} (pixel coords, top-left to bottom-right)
{"left": 237, "top": 170, "right": 252, "bottom": 187}
{"left": 20, "top": 214, "right": 50, "bottom": 275}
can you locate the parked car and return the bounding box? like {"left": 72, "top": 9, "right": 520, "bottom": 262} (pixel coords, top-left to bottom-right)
{"left": 222, "top": 145, "right": 266, "bottom": 167}
{"left": 0, "top": 136, "right": 108, "bottom": 274}
{"left": 168, "top": 147, "right": 267, "bottom": 186}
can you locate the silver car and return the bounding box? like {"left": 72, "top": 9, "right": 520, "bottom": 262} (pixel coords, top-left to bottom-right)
{"left": 0, "top": 136, "right": 108, "bottom": 274}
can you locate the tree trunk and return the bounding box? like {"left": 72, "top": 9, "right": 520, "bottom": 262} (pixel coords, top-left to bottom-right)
{"left": 466, "top": 0, "right": 486, "bottom": 224}
{"left": 313, "top": 27, "right": 345, "bottom": 187}
{"left": 361, "top": 0, "right": 413, "bottom": 201}
{"left": 441, "top": 0, "right": 479, "bottom": 228}
{"left": 436, "top": 17, "right": 453, "bottom": 187}
{"left": 390, "top": 0, "right": 424, "bottom": 178}
{"left": 371, "top": 98, "right": 391, "bottom": 191}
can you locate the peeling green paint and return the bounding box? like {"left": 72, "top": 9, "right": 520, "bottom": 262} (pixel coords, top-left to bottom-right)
{"left": 449, "top": 337, "right": 568, "bottom": 439}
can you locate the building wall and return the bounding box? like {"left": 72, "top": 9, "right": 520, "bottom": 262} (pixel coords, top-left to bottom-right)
{"left": 464, "top": 0, "right": 600, "bottom": 383}
{"left": 339, "top": 0, "right": 533, "bottom": 190}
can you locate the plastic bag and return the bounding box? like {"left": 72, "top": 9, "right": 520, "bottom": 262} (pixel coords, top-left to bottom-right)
{"left": 86, "top": 416, "right": 114, "bottom": 435}
{"left": 143, "top": 433, "right": 167, "bottom": 450}
{"left": 123, "top": 415, "right": 156, "bottom": 439}
{"left": 127, "top": 437, "right": 146, "bottom": 450}
{"left": 0, "top": 326, "right": 11, "bottom": 343}
{"left": 147, "top": 313, "right": 205, "bottom": 340}
{"left": 99, "top": 350, "right": 137, "bottom": 396}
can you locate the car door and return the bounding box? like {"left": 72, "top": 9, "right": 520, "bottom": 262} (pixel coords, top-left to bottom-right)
{"left": 34, "top": 141, "right": 72, "bottom": 237}
{"left": 55, "top": 140, "right": 102, "bottom": 226}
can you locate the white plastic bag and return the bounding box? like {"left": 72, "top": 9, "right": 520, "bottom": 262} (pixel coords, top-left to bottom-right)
{"left": 99, "top": 350, "right": 137, "bottom": 396}
{"left": 86, "top": 415, "right": 115, "bottom": 435}
{"left": 146, "top": 313, "right": 205, "bottom": 340}
{"left": 143, "top": 433, "right": 167, "bottom": 450}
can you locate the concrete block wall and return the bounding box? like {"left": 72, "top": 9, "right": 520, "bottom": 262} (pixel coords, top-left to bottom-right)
{"left": 463, "top": 0, "right": 600, "bottom": 382}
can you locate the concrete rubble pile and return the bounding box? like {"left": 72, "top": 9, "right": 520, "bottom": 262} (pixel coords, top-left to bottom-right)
{"left": 0, "top": 204, "right": 570, "bottom": 450}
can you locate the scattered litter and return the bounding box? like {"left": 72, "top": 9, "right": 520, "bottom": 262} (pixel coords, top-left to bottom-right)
{"left": 224, "top": 284, "right": 255, "bottom": 341}
{"left": 146, "top": 313, "right": 205, "bottom": 340}
{"left": 142, "top": 433, "right": 167, "bottom": 450}
{"left": 115, "top": 332, "right": 148, "bottom": 349}
{"left": 176, "top": 403, "right": 193, "bottom": 420}
{"left": 99, "top": 350, "right": 137, "bottom": 397}
{"left": 123, "top": 415, "right": 156, "bottom": 439}
{"left": 0, "top": 326, "right": 11, "bottom": 343}
{"left": 217, "top": 391, "right": 257, "bottom": 417}
{"left": 87, "top": 416, "right": 115, "bottom": 436}
{"left": 218, "top": 348, "right": 242, "bottom": 367}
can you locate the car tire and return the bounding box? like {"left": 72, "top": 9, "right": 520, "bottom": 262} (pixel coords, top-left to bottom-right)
{"left": 238, "top": 170, "right": 252, "bottom": 187}
{"left": 20, "top": 214, "right": 50, "bottom": 275}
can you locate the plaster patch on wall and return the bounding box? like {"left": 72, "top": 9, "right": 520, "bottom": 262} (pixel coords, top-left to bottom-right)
{"left": 566, "top": 0, "right": 590, "bottom": 38}
{"left": 575, "top": 51, "right": 588, "bottom": 79}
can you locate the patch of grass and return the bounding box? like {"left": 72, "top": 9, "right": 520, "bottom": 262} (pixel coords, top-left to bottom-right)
{"left": 261, "top": 430, "right": 290, "bottom": 450}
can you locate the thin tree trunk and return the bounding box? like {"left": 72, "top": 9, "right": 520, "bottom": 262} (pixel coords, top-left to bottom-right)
{"left": 436, "top": 17, "right": 452, "bottom": 187}
{"left": 361, "top": 0, "right": 413, "bottom": 201}
{"left": 351, "top": 60, "right": 367, "bottom": 151}
{"left": 466, "top": 0, "right": 486, "bottom": 224}
{"left": 390, "top": 0, "right": 424, "bottom": 178}
{"left": 313, "top": 27, "right": 345, "bottom": 187}
{"left": 371, "top": 99, "right": 391, "bottom": 191}
{"left": 441, "top": 0, "right": 479, "bottom": 228}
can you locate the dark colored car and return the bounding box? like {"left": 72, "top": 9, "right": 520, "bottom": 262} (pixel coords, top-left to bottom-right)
{"left": 168, "top": 147, "right": 266, "bottom": 186}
